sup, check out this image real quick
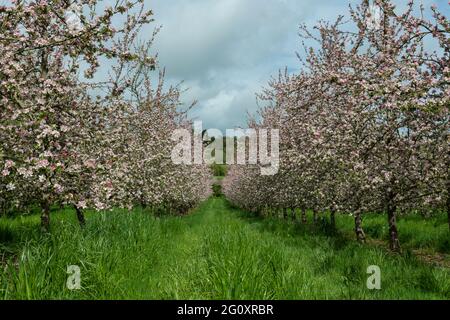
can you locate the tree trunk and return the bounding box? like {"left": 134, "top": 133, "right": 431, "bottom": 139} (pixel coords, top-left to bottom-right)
{"left": 447, "top": 157, "right": 450, "bottom": 231}
{"left": 301, "top": 208, "right": 307, "bottom": 224}
{"left": 41, "top": 201, "right": 50, "bottom": 232}
{"left": 447, "top": 200, "right": 449, "bottom": 232}
{"left": 74, "top": 205, "right": 86, "bottom": 227}
{"left": 354, "top": 210, "right": 366, "bottom": 242}
{"left": 283, "top": 208, "right": 288, "bottom": 220}
{"left": 447, "top": 182, "right": 450, "bottom": 232}
{"left": 447, "top": 210, "right": 449, "bottom": 232}
{"left": 330, "top": 209, "right": 336, "bottom": 229}
{"left": 387, "top": 193, "right": 401, "bottom": 252}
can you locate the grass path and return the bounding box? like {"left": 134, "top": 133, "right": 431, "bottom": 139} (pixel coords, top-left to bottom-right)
{"left": 1, "top": 197, "right": 449, "bottom": 299}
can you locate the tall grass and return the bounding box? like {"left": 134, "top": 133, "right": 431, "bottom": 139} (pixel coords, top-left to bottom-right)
{"left": 0, "top": 198, "right": 449, "bottom": 299}
{"left": 334, "top": 212, "right": 450, "bottom": 254}
{"left": 211, "top": 164, "right": 227, "bottom": 177}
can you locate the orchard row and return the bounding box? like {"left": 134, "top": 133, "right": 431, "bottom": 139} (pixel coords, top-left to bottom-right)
{"left": 0, "top": 1, "right": 211, "bottom": 231}
{"left": 223, "top": 0, "right": 449, "bottom": 252}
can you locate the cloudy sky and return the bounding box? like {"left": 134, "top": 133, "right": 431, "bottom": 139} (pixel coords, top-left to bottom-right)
{"left": 147, "top": 0, "right": 447, "bottom": 131}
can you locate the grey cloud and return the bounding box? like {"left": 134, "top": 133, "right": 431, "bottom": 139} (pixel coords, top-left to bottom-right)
{"left": 147, "top": 0, "right": 446, "bottom": 131}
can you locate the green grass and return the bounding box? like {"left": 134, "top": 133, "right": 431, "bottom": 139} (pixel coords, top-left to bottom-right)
{"left": 211, "top": 164, "right": 227, "bottom": 177}
{"left": 333, "top": 212, "right": 450, "bottom": 254}
{"left": 0, "top": 198, "right": 449, "bottom": 299}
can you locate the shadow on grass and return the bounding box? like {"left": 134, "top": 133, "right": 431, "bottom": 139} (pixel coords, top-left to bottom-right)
{"left": 223, "top": 199, "right": 450, "bottom": 272}
{"left": 223, "top": 200, "right": 354, "bottom": 252}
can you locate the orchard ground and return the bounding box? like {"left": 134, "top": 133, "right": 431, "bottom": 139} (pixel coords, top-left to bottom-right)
{"left": 0, "top": 196, "right": 449, "bottom": 299}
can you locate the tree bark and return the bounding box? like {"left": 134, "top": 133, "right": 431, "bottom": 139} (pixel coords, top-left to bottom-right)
{"left": 354, "top": 210, "right": 366, "bottom": 242}
{"left": 74, "top": 205, "right": 86, "bottom": 227}
{"left": 447, "top": 199, "right": 449, "bottom": 232}
{"left": 447, "top": 155, "right": 450, "bottom": 231}
{"left": 41, "top": 201, "right": 50, "bottom": 233}
{"left": 330, "top": 209, "right": 336, "bottom": 229}
{"left": 447, "top": 180, "right": 450, "bottom": 232}
{"left": 447, "top": 208, "right": 449, "bottom": 232}
{"left": 301, "top": 208, "right": 307, "bottom": 224}
{"left": 387, "top": 192, "right": 401, "bottom": 252}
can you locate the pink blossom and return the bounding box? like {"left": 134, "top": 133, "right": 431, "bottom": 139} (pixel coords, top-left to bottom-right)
{"left": 54, "top": 184, "right": 64, "bottom": 194}
{"left": 84, "top": 159, "right": 96, "bottom": 169}
{"left": 4, "top": 160, "right": 14, "bottom": 169}
{"left": 36, "top": 159, "right": 49, "bottom": 169}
